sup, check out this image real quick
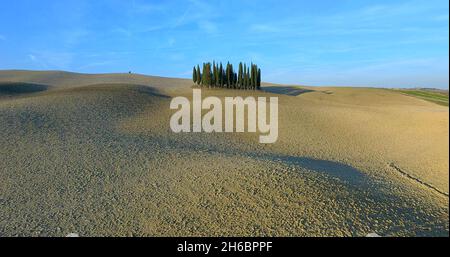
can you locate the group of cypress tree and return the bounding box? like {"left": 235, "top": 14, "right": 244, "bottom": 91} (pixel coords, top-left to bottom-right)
{"left": 192, "top": 61, "right": 261, "bottom": 90}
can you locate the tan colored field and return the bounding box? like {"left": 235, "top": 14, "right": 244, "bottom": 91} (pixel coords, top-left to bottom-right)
{"left": 0, "top": 70, "right": 448, "bottom": 236}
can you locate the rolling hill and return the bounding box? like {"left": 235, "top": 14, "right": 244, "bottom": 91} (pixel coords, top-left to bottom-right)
{"left": 0, "top": 70, "right": 448, "bottom": 236}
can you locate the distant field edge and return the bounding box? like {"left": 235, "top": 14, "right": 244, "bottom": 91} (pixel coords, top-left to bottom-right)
{"left": 390, "top": 89, "right": 449, "bottom": 107}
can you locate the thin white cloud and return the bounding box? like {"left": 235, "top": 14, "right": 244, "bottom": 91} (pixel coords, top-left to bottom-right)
{"left": 172, "top": 6, "right": 192, "bottom": 28}
{"left": 62, "top": 28, "right": 90, "bottom": 46}
{"left": 197, "top": 20, "right": 218, "bottom": 34}
{"left": 28, "top": 51, "right": 74, "bottom": 69}
{"left": 109, "top": 0, "right": 221, "bottom": 37}
{"left": 28, "top": 54, "right": 37, "bottom": 62}
{"left": 170, "top": 0, "right": 219, "bottom": 34}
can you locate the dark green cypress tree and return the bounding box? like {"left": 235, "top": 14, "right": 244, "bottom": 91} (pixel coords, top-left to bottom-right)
{"left": 238, "top": 62, "right": 243, "bottom": 89}
{"left": 219, "top": 63, "right": 223, "bottom": 88}
{"left": 222, "top": 64, "right": 226, "bottom": 88}
{"left": 247, "top": 67, "right": 250, "bottom": 90}
{"left": 230, "top": 63, "right": 234, "bottom": 88}
{"left": 213, "top": 62, "right": 215, "bottom": 87}
{"left": 217, "top": 63, "right": 220, "bottom": 87}
{"left": 223, "top": 63, "right": 230, "bottom": 88}
{"left": 196, "top": 65, "right": 201, "bottom": 85}
{"left": 203, "top": 63, "right": 209, "bottom": 87}
{"left": 246, "top": 65, "right": 249, "bottom": 89}
{"left": 226, "top": 62, "right": 230, "bottom": 88}
{"left": 203, "top": 62, "right": 207, "bottom": 87}
{"left": 243, "top": 63, "right": 247, "bottom": 89}
{"left": 253, "top": 64, "right": 258, "bottom": 90}
{"left": 252, "top": 64, "right": 257, "bottom": 90}
{"left": 234, "top": 65, "right": 239, "bottom": 89}
{"left": 215, "top": 62, "right": 218, "bottom": 87}
{"left": 236, "top": 71, "right": 238, "bottom": 87}
{"left": 229, "top": 63, "right": 233, "bottom": 88}
{"left": 257, "top": 68, "right": 261, "bottom": 90}
{"left": 243, "top": 65, "right": 246, "bottom": 89}
{"left": 193, "top": 66, "right": 197, "bottom": 85}
{"left": 201, "top": 63, "right": 205, "bottom": 86}
{"left": 213, "top": 62, "right": 218, "bottom": 87}
{"left": 211, "top": 61, "right": 215, "bottom": 87}
{"left": 202, "top": 63, "right": 209, "bottom": 87}
{"left": 250, "top": 63, "right": 253, "bottom": 89}
{"left": 208, "top": 62, "right": 213, "bottom": 87}
{"left": 250, "top": 64, "right": 254, "bottom": 89}
{"left": 248, "top": 65, "right": 251, "bottom": 89}
{"left": 244, "top": 65, "right": 247, "bottom": 89}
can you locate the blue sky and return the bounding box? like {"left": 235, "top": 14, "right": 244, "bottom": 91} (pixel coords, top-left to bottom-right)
{"left": 0, "top": 0, "right": 448, "bottom": 88}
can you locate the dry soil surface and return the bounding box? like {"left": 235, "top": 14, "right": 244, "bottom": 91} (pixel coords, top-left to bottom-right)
{"left": 0, "top": 70, "right": 448, "bottom": 236}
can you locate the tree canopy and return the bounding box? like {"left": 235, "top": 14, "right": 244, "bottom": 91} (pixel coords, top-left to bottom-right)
{"left": 193, "top": 61, "right": 261, "bottom": 90}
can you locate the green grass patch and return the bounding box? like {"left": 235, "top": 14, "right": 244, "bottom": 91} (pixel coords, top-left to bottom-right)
{"left": 395, "top": 89, "right": 449, "bottom": 107}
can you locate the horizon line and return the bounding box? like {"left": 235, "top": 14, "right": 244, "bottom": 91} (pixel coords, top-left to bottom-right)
{"left": 0, "top": 68, "right": 448, "bottom": 90}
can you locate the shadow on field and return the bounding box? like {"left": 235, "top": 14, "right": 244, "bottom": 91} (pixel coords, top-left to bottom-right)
{"left": 173, "top": 137, "right": 368, "bottom": 187}
{"left": 134, "top": 84, "right": 171, "bottom": 99}
{"left": 257, "top": 153, "right": 368, "bottom": 185}
{"left": 0, "top": 82, "right": 49, "bottom": 96}
{"left": 57, "top": 83, "right": 171, "bottom": 99}
{"left": 263, "top": 86, "right": 315, "bottom": 96}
